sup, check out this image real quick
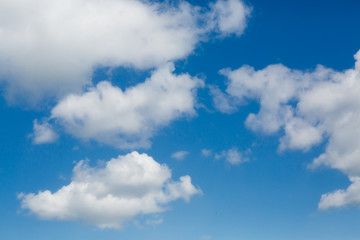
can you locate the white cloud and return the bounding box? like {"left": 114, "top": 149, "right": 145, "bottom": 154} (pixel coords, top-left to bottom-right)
{"left": 49, "top": 63, "right": 204, "bottom": 149}
{"left": 0, "top": 0, "right": 250, "bottom": 104}
{"left": 171, "top": 151, "right": 190, "bottom": 161}
{"left": 18, "top": 151, "right": 201, "bottom": 229}
{"left": 219, "top": 64, "right": 306, "bottom": 134}
{"left": 32, "top": 119, "right": 58, "bottom": 144}
{"left": 216, "top": 50, "right": 360, "bottom": 209}
{"left": 278, "top": 117, "right": 323, "bottom": 152}
{"left": 215, "top": 147, "right": 248, "bottom": 165}
{"left": 319, "top": 177, "right": 360, "bottom": 210}
{"left": 210, "top": 0, "right": 251, "bottom": 36}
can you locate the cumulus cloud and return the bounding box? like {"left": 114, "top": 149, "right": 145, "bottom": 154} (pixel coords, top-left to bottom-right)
{"left": 215, "top": 147, "right": 248, "bottom": 165}
{"left": 171, "top": 151, "right": 189, "bottom": 160}
{"left": 48, "top": 63, "right": 204, "bottom": 149}
{"left": 215, "top": 50, "right": 360, "bottom": 209}
{"left": 32, "top": 119, "right": 58, "bottom": 144}
{"left": 18, "top": 151, "right": 201, "bottom": 229}
{"left": 0, "top": 0, "right": 250, "bottom": 104}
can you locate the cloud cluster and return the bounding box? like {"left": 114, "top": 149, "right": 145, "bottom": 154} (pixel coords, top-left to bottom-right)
{"left": 0, "top": 0, "right": 250, "bottom": 104}
{"left": 213, "top": 50, "right": 360, "bottom": 209}
{"left": 19, "top": 151, "right": 201, "bottom": 229}
{"left": 40, "top": 63, "right": 203, "bottom": 149}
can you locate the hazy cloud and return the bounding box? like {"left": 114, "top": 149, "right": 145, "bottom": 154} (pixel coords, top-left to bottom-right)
{"left": 215, "top": 147, "right": 248, "bottom": 165}
{"left": 171, "top": 151, "right": 190, "bottom": 161}
{"left": 32, "top": 119, "right": 58, "bottom": 144}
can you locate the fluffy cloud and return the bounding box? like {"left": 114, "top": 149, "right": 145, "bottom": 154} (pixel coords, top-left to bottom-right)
{"left": 19, "top": 151, "right": 201, "bottom": 229}
{"left": 214, "top": 50, "right": 360, "bottom": 209}
{"left": 0, "top": 0, "right": 250, "bottom": 104}
{"left": 32, "top": 119, "right": 58, "bottom": 144}
{"left": 47, "top": 63, "right": 203, "bottom": 149}
{"left": 171, "top": 151, "right": 190, "bottom": 161}
{"left": 209, "top": 0, "right": 251, "bottom": 36}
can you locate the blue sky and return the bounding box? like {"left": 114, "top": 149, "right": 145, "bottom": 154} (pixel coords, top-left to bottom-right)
{"left": 1, "top": 0, "right": 360, "bottom": 239}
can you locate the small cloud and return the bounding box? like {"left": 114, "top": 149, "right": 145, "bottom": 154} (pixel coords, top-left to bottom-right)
{"left": 201, "top": 149, "right": 213, "bottom": 157}
{"left": 171, "top": 151, "right": 190, "bottom": 161}
{"left": 215, "top": 147, "right": 249, "bottom": 165}
{"left": 32, "top": 119, "right": 58, "bottom": 144}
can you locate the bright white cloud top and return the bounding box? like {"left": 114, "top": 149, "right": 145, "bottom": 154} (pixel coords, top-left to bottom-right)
{"left": 44, "top": 63, "right": 204, "bottom": 149}
{"left": 0, "top": 0, "right": 250, "bottom": 104}
{"left": 19, "top": 151, "right": 201, "bottom": 229}
{"left": 214, "top": 50, "right": 360, "bottom": 209}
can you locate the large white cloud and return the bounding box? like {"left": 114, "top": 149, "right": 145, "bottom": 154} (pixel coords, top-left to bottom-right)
{"left": 45, "top": 63, "right": 204, "bottom": 148}
{"left": 19, "top": 151, "right": 201, "bottom": 229}
{"left": 213, "top": 50, "right": 360, "bottom": 209}
{"left": 0, "top": 0, "right": 250, "bottom": 104}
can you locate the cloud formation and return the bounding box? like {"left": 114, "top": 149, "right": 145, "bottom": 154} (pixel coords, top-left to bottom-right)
{"left": 46, "top": 63, "right": 203, "bottom": 149}
{"left": 19, "top": 151, "right": 201, "bottom": 229}
{"left": 214, "top": 50, "right": 360, "bottom": 209}
{"left": 0, "top": 0, "right": 250, "bottom": 104}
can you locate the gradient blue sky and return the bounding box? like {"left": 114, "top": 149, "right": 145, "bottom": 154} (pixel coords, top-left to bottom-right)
{"left": 1, "top": 0, "right": 360, "bottom": 239}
